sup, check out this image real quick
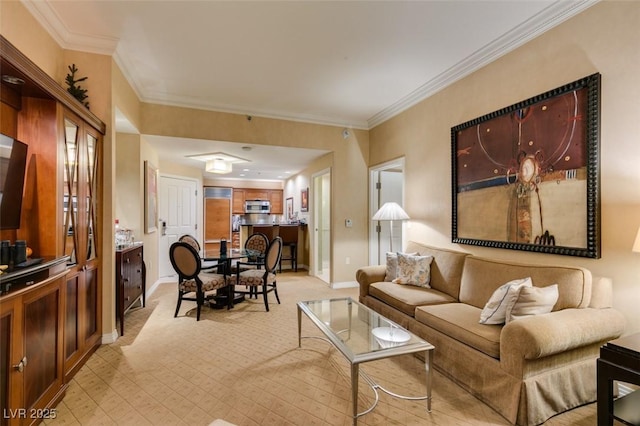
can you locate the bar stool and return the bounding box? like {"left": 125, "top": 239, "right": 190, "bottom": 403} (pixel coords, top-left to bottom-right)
{"left": 278, "top": 225, "right": 298, "bottom": 272}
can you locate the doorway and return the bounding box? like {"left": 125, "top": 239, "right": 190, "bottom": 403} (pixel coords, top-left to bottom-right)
{"left": 313, "top": 169, "right": 331, "bottom": 283}
{"left": 369, "top": 158, "right": 405, "bottom": 265}
{"left": 158, "top": 175, "right": 198, "bottom": 278}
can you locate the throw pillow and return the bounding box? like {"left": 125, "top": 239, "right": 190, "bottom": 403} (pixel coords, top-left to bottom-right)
{"left": 506, "top": 284, "right": 559, "bottom": 323}
{"left": 479, "top": 277, "right": 532, "bottom": 325}
{"left": 392, "top": 253, "right": 434, "bottom": 287}
{"left": 384, "top": 251, "right": 418, "bottom": 282}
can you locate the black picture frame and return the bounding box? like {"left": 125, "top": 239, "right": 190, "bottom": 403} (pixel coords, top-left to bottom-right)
{"left": 451, "top": 73, "right": 601, "bottom": 258}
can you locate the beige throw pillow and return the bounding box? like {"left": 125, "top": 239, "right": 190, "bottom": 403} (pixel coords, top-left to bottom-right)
{"left": 384, "top": 252, "right": 418, "bottom": 282}
{"left": 479, "top": 277, "right": 532, "bottom": 325}
{"left": 506, "top": 284, "right": 559, "bottom": 322}
{"left": 392, "top": 253, "right": 433, "bottom": 287}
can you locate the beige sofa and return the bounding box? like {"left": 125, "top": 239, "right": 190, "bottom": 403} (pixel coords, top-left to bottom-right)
{"left": 356, "top": 241, "right": 626, "bottom": 425}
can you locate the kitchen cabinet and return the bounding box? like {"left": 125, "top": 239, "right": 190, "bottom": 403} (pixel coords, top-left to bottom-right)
{"left": 244, "top": 189, "right": 269, "bottom": 201}
{"left": 115, "top": 244, "right": 145, "bottom": 336}
{"left": 232, "top": 188, "right": 283, "bottom": 214}
{"left": 269, "top": 190, "right": 283, "bottom": 214}
{"left": 232, "top": 189, "right": 245, "bottom": 214}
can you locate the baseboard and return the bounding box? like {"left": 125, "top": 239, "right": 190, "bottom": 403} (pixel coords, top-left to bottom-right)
{"left": 331, "top": 280, "right": 358, "bottom": 289}
{"left": 102, "top": 328, "right": 118, "bottom": 344}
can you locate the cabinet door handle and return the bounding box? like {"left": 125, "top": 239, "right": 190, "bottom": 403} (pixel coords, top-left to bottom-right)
{"left": 136, "top": 269, "right": 141, "bottom": 273}
{"left": 13, "top": 356, "right": 27, "bottom": 373}
{"left": 125, "top": 258, "right": 130, "bottom": 263}
{"left": 124, "top": 278, "right": 129, "bottom": 282}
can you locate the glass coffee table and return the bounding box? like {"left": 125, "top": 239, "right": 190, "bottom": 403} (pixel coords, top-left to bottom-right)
{"left": 297, "top": 297, "right": 434, "bottom": 425}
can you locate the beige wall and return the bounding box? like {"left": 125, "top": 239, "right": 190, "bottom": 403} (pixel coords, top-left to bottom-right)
{"left": 1, "top": 0, "right": 63, "bottom": 80}
{"left": 369, "top": 1, "right": 640, "bottom": 335}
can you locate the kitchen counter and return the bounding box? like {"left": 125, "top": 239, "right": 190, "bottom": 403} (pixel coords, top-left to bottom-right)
{"left": 239, "top": 224, "right": 308, "bottom": 270}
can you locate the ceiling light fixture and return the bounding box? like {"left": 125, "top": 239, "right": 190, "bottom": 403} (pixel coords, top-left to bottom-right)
{"left": 205, "top": 158, "right": 232, "bottom": 174}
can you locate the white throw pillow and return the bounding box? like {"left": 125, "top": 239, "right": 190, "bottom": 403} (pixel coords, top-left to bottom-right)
{"left": 384, "top": 252, "right": 418, "bottom": 282}
{"left": 479, "top": 277, "right": 532, "bottom": 325}
{"left": 506, "top": 284, "right": 559, "bottom": 323}
{"left": 392, "top": 253, "right": 434, "bottom": 287}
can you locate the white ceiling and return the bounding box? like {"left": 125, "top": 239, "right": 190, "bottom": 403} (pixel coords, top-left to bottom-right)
{"left": 25, "top": 0, "right": 596, "bottom": 181}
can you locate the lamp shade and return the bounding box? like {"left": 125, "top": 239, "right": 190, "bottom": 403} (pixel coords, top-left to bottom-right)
{"left": 633, "top": 227, "right": 640, "bottom": 253}
{"left": 205, "top": 159, "right": 232, "bottom": 174}
{"left": 372, "top": 202, "right": 410, "bottom": 221}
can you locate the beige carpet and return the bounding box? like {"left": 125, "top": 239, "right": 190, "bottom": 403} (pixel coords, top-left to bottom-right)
{"left": 47, "top": 272, "right": 600, "bottom": 425}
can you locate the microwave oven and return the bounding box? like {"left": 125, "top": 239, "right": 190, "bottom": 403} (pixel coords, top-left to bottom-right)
{"left": 245, "top": 200, "right": 271, "bottom": 214}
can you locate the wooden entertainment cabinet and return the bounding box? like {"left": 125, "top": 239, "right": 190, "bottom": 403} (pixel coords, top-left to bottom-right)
{"left": 1, "top": 36, "right": 106, "bottom": 425}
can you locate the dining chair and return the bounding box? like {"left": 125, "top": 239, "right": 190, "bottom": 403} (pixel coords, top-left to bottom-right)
{"left": 178, "top": 234, "right": 218, "bottom": 271}
{"left": 231, "top": 232, "right": 268, "bottom": 274}
{"left": 233, "top": 236, "right": 283, "bottom": 312}
{"left": 169, "top": 241, "right": 232, "bottom": 320}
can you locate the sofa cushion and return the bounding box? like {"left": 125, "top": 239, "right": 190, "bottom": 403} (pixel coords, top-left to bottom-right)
{"left": 404, "top": 242, "right": 469, "bottom": 299}
{"left": 459, "top": 256, "right": 592, "bottom": 310}
{"left": 415, "top": 303, "right": 502, "bottom": 359}
{"left": 384, "top": 251, "right": 418, "bottom": 282}
{"left": 393, "top": 253, "right": 433, "bottom": 287}
{"left": 479, "top": 277, "right": 532, "bottom": 324}
{"left": 506, "top": 284, "right": 559, "bottom": 322}
{"left": 370, "top": 281, "right": 456, "bottom": 317}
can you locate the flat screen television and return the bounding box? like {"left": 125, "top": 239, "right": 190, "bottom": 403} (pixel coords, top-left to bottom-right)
{"left": 0, "top": 133, "right": 28, "bottom": 230}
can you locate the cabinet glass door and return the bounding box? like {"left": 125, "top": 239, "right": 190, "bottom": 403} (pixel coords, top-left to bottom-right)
{"left": 63, "top": 118, "right": 80, "bottom": 264}
{"left": 85, "top": 132, "right": 98, "bottom": 261}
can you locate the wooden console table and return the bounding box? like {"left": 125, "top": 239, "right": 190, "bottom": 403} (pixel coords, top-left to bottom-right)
{"left": 115, "top": 243, "right": 146, "bottom": 336}
{"left": 597, "top": 332, "right": 640, "bottom": 426}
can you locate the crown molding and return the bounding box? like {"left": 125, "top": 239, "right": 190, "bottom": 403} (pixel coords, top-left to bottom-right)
{"left": 23, "top": 0, "right": 598, "bottom": 131}
{"left": 366, "top": 0, "right": 599, "bottom": 129}
{"left": 22, "top": 0, "right": 118, "bottom": 55}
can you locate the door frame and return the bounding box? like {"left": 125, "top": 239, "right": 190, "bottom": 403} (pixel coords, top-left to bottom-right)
{"left": 312, "top": 168, "right": 331, "bottom": 283}
{"left": 369, "top": 158, "right": 405, "bottom": 265}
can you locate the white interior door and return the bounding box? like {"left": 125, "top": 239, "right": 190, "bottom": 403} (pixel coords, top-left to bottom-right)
{"left": 369, "top": 160, "right": 405, "bottom": 265}
{"left": 158, "top": 175, "right": 198, "bottom": 278}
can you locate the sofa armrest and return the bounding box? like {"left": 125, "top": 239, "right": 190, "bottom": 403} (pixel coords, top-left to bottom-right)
{"left": 500, "top": 308, "right": 626, "bottom": 374}
{"left": 356, "top": 265, "right": 386, "bottom": 299}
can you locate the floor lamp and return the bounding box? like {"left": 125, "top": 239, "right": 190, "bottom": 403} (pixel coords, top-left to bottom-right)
{"left": 372, "top": 202, "right": 410, "bottom": 253}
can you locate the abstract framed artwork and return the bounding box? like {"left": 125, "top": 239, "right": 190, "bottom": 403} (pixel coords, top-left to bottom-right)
{"left": 144, "top": 160, "right": 158, "bottom": 234}
{"left": 451, "top": 73, "right": 601, "bottom": 258}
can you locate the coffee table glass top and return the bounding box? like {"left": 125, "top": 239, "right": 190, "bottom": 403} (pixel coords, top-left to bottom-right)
{"left": 298, "top": 297, "right": 433, "bottom": 363}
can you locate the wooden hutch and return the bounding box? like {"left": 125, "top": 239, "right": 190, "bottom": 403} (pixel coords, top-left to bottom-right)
{"left": 0, "top": 36, "right": 105, "bottom": 425}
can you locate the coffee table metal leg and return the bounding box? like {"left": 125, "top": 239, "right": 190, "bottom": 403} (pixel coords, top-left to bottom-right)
{"left": 297, "top": 306, "right": 302, "bottom": 348}
{"left": 425, "top": 348, "right": 433, "bottom": 412}
{"left": 352, "top": 363, "right": 359, "bottom": 425}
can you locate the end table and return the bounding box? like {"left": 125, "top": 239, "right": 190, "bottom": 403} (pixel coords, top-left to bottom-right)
{"left": 597, "top": 332, "right": 640, "bottom": 425}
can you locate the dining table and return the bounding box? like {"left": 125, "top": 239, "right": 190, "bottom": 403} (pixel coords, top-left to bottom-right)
{"left": 202, "top": 248, "right": 262, "bottom": 309}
